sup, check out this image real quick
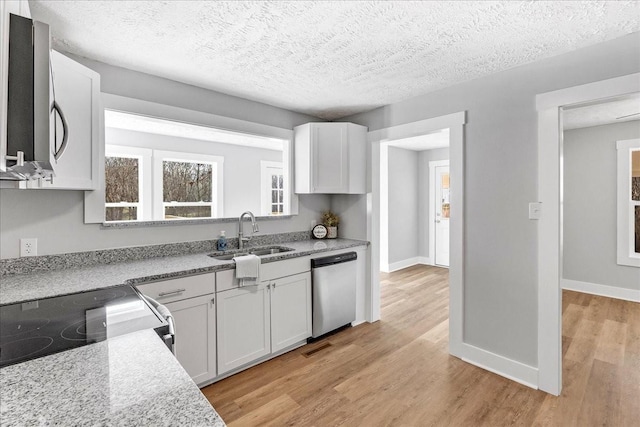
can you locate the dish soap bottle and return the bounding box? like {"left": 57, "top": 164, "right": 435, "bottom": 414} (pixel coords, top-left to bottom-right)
{"left": 217, "top": 231, "right": 227, "bottom": 251}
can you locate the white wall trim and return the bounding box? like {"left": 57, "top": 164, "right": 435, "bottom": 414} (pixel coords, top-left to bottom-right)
{"left": 536, "top": 72, "right": 640, "bottom": 396}
{"left": 380, "top": 144, "right": 389, "bottom": 273}
{"left": 385, "top": 257, "right": 421, "bottom": 273}
{"left": 616, "top": 138, "right": 640, "bottom": 267}
{"left": 368, "top": 110, "right": 465, "bottom": 359}
{"left": 460, "top": 343, "right": 539, "bottom": 390}
{"left": 562, "top": 279, "right": 640, "bottom": 302}
{"left": 381, "top": 256, "right": 435, "bottom": 273}
{"left": 429, "top": 159, "right": 450, "bottom": 267}
{"left": 418, "top": 256, "right": 434, "bottom": 266}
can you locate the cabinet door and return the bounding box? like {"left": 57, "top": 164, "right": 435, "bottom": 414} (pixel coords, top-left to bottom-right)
{"left": 40, "top": 50, "right": 100, "bottom": 190}
{"left": 217, "top": 284, "right": 271, "bottom": 375}
{"left": 312, "top": 123, "right": 349, "bottom": 193}
{"left": 270, "top": 272, "right": 312, "bottom": 353}
{"left": 165, "top": 294, "right": 217, "bottom": 386}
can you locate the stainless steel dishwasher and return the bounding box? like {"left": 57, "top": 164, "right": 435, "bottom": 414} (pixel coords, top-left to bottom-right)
{"left": 311, "top": 251, "right": 357, "bottom": 338}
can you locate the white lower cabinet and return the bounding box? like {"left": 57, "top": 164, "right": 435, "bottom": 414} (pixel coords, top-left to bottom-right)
{"left": 165, "top": 294, "right": 217, "bottom": 385}
{"left": 216, "top": 268, "right": 312, "bottom": 376}
{"left": 270, "top": 273, "right": 312, "bottom": 353}
{"left": 135, "top": 273, "right": 217, "bottom": 386}
{"left": 216, "top": 283, "right": 271, "bottom": 375}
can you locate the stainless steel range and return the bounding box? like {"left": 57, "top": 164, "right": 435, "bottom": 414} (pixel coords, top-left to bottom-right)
{"left": 0, "top": 285, "right": 170, "bottom": 368}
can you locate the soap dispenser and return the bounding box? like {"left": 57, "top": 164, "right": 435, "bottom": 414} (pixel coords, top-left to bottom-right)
{"left": 217, "top": 231, "right": 227, "bottom": 251}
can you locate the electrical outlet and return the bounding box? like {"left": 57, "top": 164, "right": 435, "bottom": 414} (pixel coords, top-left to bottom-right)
{"left": 20, "top": 238, "right": 37, "bottom": 257}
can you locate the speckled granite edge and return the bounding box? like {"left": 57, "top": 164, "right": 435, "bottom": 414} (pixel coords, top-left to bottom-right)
{"left": 101, "top": 214, "right": 293, "bottom": 229}
{"left": 0, "top": 231, "right": 311, "bottom": 276}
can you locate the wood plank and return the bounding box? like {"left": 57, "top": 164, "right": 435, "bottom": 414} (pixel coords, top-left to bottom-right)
{"left": 594, "top": 319, "right": 627, "bottom": 366}
{"left": 228, "top": 394, "right": 300, "bottom": 427}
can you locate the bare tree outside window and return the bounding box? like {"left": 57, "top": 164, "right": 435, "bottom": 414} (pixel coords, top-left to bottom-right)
{"left": 105, "top": 157, "right": 139, "bottom": 221}
{"left": 163, "top": 160, "right": 213, "bottom": 219}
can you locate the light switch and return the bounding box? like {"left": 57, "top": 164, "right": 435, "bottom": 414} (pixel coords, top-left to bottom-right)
{"left": 529, "top": 202, "right": 541, "bottom": 220}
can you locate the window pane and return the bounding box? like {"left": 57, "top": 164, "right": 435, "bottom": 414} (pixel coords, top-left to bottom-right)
{"left": 106, "top": 206, "right": 137, "bottom": 221}
{"left": 635, "top": 206, "right": 640, "bottom": 254}
{"left": 271, "top": 175, "right": 277, "bottom": 189}
{"left": 105, "top": 157, "right": 139, "bottom": 203}
{"left": 163, "top": 161, "right": 212, "bottom": 203}
{"left": 278, "top": 205, "right": 283, "bottom": 213}
{"left": 272, "top": 190, "right": 278, "bottom": 203}
{"left": 279, "top": 175, "right": 283, "bottom": 189}
{"left": 279, "top": 190, "right": 283, "bottom": 203}
{"left": 632, "top": 150, "right": 639, "bottom": 202}
{"left": 165, "top": 206, "right": 212, "bottom": 219}
{"left": 441, "top": 173, "right": 450, "bottom": 190}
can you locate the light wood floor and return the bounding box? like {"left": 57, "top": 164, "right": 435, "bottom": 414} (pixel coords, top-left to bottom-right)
{"left": 202, "top": 265, "right": 640, "bottom": 426}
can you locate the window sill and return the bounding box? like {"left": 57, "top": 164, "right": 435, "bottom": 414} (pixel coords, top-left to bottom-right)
{"left": 101, "top": 215, "right": 294, "bottom": 229}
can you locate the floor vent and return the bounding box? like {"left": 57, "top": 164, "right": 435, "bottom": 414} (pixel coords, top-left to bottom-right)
{"left": 301, "top": 342, "right": 332, "bottom": 357}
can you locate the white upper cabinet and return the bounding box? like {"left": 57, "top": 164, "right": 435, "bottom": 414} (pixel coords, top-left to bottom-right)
{"left": 23, "top": 50, "right": 101, "bottom": 190}
{"left": 294, "top": 122, "right": 367, "bottom": 194}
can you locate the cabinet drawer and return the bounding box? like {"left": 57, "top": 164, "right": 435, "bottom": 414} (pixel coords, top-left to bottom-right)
{"left": 216, "top": 257, "right": 310, "bottom": 292}
{"left": 136, "top": 273, "right": 215, "bottom": 304}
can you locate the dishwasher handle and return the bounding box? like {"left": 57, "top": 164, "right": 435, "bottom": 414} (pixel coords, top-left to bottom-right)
{"left": 311, "top": 251, "right": 357, "bottom": 268}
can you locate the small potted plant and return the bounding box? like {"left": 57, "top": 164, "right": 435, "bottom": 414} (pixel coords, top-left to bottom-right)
{"left": 322, "top": 210, "right": 339, "bottom": 239}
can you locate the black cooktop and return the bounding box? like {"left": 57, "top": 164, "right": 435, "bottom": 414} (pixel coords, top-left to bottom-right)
{"left": 0, "top": 285, "right": 167, "bottom": 368}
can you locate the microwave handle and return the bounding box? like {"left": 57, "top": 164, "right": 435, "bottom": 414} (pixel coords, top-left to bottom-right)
{"left": 52, "top": 101, "right": 69, "bottom": 161}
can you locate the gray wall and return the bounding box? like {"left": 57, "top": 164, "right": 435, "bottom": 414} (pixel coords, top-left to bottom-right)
{"left": 0, "top": 55, "right": 328, "bottom": 259}
{"left": 418, "top": 148, "right": 450, "bottom": 259}
{"left": 563, "top": 121, "right": 640, "bottom": 291}
{"left": 343, "top": 32, "right": 640, "bottom": 367}
{"left": 330, "top": 194, "right": 368, "bottom": 241}
{"left": 387, "top": 147, "right": 419, "bottom": 265}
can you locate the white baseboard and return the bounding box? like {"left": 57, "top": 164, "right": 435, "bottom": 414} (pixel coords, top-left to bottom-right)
{"left": 562, "top": 279, "right": 640, "bottom": 302}
{"left": 459, "top": 343, "right": 538, "bottom": 390}
{"left": 382, "top": 256, "right": 434, "bottom": 273}
{"left": 387, "top": 257, "right": 420, "bottom": 272}
{"left": 418, "top": 256, "right": 434, "bottom": 266}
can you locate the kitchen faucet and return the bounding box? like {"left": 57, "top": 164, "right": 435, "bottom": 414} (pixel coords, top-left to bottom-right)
{"left": 238, "top": 211, "right": 259, "bottom": 251}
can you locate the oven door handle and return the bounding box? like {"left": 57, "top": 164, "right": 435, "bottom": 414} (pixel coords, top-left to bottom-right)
{"left": 143, "top": 295, "right": 176, "bottom": 354}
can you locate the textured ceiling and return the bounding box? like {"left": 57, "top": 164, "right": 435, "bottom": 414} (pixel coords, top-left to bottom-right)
{"left": 563, "top": 94, "right": 640, "bottom": 130}
{"left": 30, "top": 1, "right": 640, "bottom": 120}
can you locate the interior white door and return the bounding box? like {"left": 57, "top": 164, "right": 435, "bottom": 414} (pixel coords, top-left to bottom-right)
{"left": 435, "top": 165, "right": 450, "bottom": 267}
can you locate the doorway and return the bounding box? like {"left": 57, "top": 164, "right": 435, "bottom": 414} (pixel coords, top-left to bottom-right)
{"left": 432, "top": 161, "right": 450, "bottom": 267}
{"left": 536, "top": 72, "right": 640, "bottom": 395}
{"left": 379, "top": 131, "right": 450, "bottom": 273}
{"left": 368, "top": 111, "right": 466, "bottom": 358}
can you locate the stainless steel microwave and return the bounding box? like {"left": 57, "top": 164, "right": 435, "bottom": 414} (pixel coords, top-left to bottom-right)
{"left": 1, "top": 13, "right": 58, "bottom": 181}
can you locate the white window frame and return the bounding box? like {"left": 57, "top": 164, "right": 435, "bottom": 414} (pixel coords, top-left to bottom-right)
{"left": 152, "top": 150, "right": 224, "bottom": 220}
{"left": 104, "top": 145, "right": 152, "bottom": 221}
{"left": 260, "top": 161, "right": 285, "bottom": 216}
{"left": 616, "top": 138, "right": 640, "bottom": 267}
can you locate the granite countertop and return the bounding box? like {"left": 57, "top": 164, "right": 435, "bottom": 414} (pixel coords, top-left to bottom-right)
{"left": 0, "top": 329, "right": 225, "bottom": 426}
{"left": 0, "top": 238, "right": 367, "bottom": 306}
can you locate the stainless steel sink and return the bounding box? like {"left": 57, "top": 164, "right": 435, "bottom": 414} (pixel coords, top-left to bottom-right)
{"left": 209, "top": 246, "right": 293, "bottom": 261}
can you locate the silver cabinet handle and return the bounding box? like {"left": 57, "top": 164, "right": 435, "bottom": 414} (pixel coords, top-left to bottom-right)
{"left": 158, "top": 288, "right": 186, "bottom": 297}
